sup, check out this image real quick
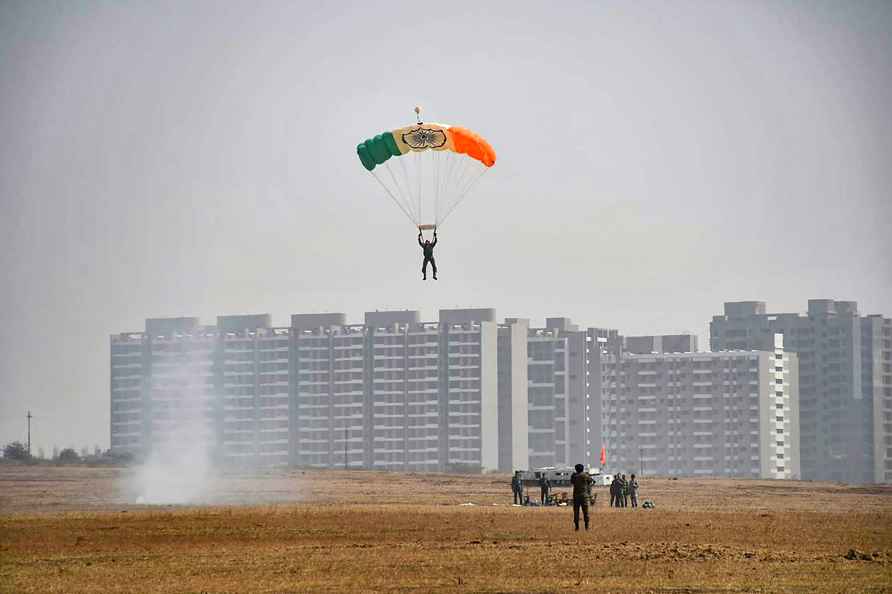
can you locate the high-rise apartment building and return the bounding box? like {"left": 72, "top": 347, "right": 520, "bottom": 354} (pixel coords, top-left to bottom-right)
{"left": 601, "top": 334, "right": 799, "bottom": 479}
{"left": 526, "top": 325, "right": 568, "bottom": 469}
{"left": 112, "top": 309, "right": 618, "bottom": 473}
{"left": 289, "top": 312, "right": 360, "bottom": 469}
{"left": 290, "top": 308, "right": 500, "bottom": 472}
{"left": 522, "top": 319, "right": 620, "bottom": 470}
{"left": 624, "top": 334, "right": 699, "bottom": 355}
{"left": 497, "top": 318, "right": 529, "bottom": 472}
{"left": 219, "top": 315, "right": 291, "bottom": 466}
{"left": 862, "top": 315, "right": 892, "bottom": 483}
{"left": 110, "top": 315, "right": 291, "bottom": 466}
{"left": 710, "top": 300, "right": 891, "bottom": 483}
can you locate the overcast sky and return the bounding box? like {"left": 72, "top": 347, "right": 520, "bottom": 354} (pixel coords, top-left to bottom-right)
{"left": 2, "top": 0, "right": 890, "bottom": 454}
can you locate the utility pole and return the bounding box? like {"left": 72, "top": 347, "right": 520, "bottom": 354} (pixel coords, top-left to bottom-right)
{"left": 344, "top": 425, "right": 348, "bottom": 470}
{"left": 27, "top": 410, "right": 32, "bottom": 456}
{"left": 639, "top": 445, "right": 644, "bottom": 476}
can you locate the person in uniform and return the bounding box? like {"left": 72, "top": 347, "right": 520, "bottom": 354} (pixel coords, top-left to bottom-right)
{"left": 609, "top": 475, "right": 618, "bottom": 508}
{"left": 417, "top": 229, "right": 438, "bottom": 280}
{"left": 512, "top": 472, "right": 523, "bottom": 505}
{"left": 570, "top": 463, "right": 593, "bottom": 531}
{"left": 629, "top": 473, "right": 640, "bottom": 508}
{"left": 539, "top": 475, "right": 550, "bottom": 505}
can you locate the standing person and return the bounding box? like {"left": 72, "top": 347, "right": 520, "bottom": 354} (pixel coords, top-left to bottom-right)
{"left": 570, "top": 464, "right": 592, "bottom": 531}
{"left": 608, "top": 475, "right": 615, "bottom": 507}
{"left": 539, "top": 475, "right": 550, "bottom": 505}
{"left": 621, "top": 474, "right": 630, "bottom": 508}
{"left": 512, "top": 472, "right": 522, "bottom": 505}
{"left": 629, "top": 473, "right": 640, "bottom": 508}
{"left": 417, "top": 228, "right": 438, "bottom": 280}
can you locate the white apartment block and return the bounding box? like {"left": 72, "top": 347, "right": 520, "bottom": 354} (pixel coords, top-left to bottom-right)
{"left": 110, "top": 315, "right": 291, "bottom": 466}
{"left": 111, "top": 309, "right": 617, "bottom": 474}
{"left": 290, "top": 309, "right": 501, "bottom": 472}
{"left": 498, "top": 318, "right": 619, "bottom": 472}
{"left": 220, "top": 323, "right": 290, "bottom": 465}
{"left": 863, "top": 314, "right": 892, "bottom": 483}
{"left": 110, "top": 333, "right": 146, "bottom": 453}
{"left": 147, "top": 326, "right": 216, "bottom": 457}
{"left": 601, "top": 334, "right": 800, "bottom": 479}
{"left": 527, "top": 327, "right": 568, "bottom": 468}
{"left": 711, "top": 300, "right": 891, "bottom": 483}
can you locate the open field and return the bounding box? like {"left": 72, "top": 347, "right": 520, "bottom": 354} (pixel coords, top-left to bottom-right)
{"left": 1, "top": 466, "right": 891, "bottom": 593}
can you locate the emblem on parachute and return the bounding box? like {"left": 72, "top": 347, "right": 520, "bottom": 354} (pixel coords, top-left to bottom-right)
{"left": 402, "top": 127, "right": 448, "bottom": 150}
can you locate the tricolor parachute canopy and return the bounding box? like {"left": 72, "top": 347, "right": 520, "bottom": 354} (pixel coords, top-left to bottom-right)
{"left": 357, "top": 124, "right": 496, "bottom": 171}
{"left": 357, "top": 110, "right": 496, "bottom": 230}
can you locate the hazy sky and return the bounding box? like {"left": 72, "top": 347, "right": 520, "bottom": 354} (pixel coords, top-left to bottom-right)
{"left": 2, "top": 1, "right": 890, "bottom": 454}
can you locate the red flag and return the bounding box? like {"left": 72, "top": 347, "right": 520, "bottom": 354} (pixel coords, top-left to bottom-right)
{"left": 599, "top": 446, "right": 606, "bottom": 466}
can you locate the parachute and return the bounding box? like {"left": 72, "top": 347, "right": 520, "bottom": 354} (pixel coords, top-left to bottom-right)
{"left": 357, "top": 108, "right": 496, "bottom": 231}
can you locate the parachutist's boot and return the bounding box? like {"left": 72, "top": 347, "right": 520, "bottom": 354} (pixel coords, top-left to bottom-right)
{"left": 574, "top": 521, "right": 579, "bottom": 531}
{"left": 433, "top": 274, "right": 437, "bottom": 280}
{"left": 585, "top": 520, "right": 590, "bottom": 530}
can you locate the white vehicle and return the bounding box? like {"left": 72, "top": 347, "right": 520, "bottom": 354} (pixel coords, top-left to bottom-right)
{"left": 518, "top": 466, "right": 603, "bottom": 488}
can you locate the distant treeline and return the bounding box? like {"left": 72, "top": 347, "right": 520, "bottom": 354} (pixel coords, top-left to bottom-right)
{"left": 1, "top": 441, "right": 133, "bottom": 465}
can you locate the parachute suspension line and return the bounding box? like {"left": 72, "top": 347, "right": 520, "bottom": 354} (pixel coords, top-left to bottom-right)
{"left": 383, "top": 161, "right": 418, "bottom": 223}
{"left": 416, "top": 149, "right": 423, "bottom": 226}
{"left": 439, "top": 167, "right": 489, "bottom": 225}
{"left": 397, "top": 155, "right": 414, "bottom": 222}
{"left": 433, "top": 150, "right": 442, "bottom": 225}
{"left": 446, "top": 152, "right": 467, "bottom": 223}
{"left": 435, "top": 151, "right": 449, "bottom": 227}
{"left": 370, "top": 168, "right": 416, "bottom": 225}
{"left": 448, "top": 157, "right": 474, "bottom": 210}
{"left": 429, "top": 152, "right": 435, "bottom": 224}
{"left": 359, "top": 119, "right": 494, "bottom": 230}
{"left": 438, "top": 151, "right": 448, "bottom": 224}
{"left": 458, "top": 166, "right": 488, "bottom": 198}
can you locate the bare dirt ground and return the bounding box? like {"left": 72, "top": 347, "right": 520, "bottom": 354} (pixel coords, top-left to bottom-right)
{"left": 1, "top": 465, "right": 891, "bottom": 593}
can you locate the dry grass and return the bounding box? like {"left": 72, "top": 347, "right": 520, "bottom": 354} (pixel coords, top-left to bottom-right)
{"left": 1, "top": 466, "right": 891, "bottom": 593}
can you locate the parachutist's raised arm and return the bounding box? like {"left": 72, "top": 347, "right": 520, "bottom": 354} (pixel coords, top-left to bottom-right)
{"left": 431, "top": 233, "right": 437, "bottom": 247}
{"left": 418, "top": 231, "right": 424, "bottom": 247}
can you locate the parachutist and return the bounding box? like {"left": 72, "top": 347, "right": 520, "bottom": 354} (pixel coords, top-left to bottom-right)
{"left": 418, "top": 229, "right": 438, "bottom": 280}
{"left": 356, "top": 118, "right": 494, "bottom": 278}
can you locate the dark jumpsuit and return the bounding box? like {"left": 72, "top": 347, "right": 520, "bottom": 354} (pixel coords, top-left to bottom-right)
{"left": 418, "top": 235, "right": 437, "bottom": 278}
{"left": 570, "top": 471, "right": 592, "bottom": 530}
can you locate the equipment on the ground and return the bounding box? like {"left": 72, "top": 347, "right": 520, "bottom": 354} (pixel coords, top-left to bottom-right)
{"left": 515, "top": 466, "right": 602, "bottom": 506}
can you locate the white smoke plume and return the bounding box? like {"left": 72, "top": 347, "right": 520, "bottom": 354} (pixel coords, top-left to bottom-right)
{"left": 129, "top": 343, "right": 219, "bottom": 505}
{"left": 133, "top": 419, "right": 214, "bottom": 505}
{"left": 123, "top": 330, "right": 302, "bottom": 507}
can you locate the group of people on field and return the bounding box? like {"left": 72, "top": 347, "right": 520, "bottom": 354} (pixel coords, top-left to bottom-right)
{"left": 609, "top": 473, "right": 639, "bottom": 508}
{"left": 510, "top": 473, "right": 553, "bottom": 506}
{"left": 511, "top": 466, "right": 644, "bottom": 531}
